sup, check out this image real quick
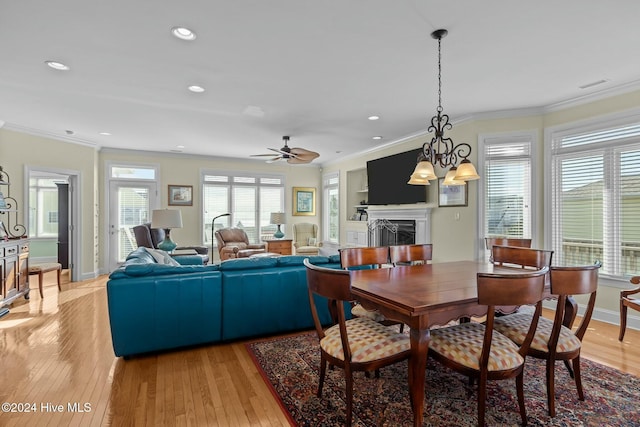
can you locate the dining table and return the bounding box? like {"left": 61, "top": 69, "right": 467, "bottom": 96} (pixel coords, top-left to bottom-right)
{"left": 348, "top": 260, "right": 572, "bottom": 427}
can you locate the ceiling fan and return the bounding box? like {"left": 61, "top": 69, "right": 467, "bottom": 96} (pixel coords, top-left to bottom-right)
{"left": 251, "top": 136, "right": 319, "bottom": 164}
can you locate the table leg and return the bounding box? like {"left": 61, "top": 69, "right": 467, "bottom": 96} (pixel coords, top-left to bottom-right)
{"left": 409, "top": 327, "right": 430, "bottom": 427}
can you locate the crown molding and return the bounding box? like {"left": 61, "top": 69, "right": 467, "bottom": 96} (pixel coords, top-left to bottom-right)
{"left": 544, "top": 78, "right": 640, "bottom": 113}
{"left": 2, "top": 122, "right": 100, "bottom": 149}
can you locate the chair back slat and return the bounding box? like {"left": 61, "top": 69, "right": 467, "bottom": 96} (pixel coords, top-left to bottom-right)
{"left": 339, "top": 246, "right": 389, "bottom": 269}
{"left": 491, "top": 245, "right": 553, "bottom": 269}
{"left": 549, "top": 261, "right": 601, "bottom": 342}
{"left": 389, "top": 244, "right": 433, "bottom": 265}
{"left": 485, "top": 237, "right": 532, "bottom": 250}
{"left": 477, "top": 267, "right": 548, "bottom": 307}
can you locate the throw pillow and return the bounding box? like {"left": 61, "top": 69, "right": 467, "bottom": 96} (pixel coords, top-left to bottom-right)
{"left": 144, "top": 248, "right": 181, "bottom": 266}
{"left": 308, "top": 237, "right": 317, "bottom": 246}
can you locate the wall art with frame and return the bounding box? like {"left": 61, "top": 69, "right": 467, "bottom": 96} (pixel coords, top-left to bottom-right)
{"left": 293, "top": 187, "right": 316, "bottom": 216}
{"left": 168, "top": 185, "right": 193, "bottom": 206}
{"left": 438, "top": 178, "right": 468, "bottom": 207}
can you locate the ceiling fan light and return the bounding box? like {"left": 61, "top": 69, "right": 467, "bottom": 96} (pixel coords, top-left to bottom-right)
{"left": 412, "top": 161, "right": 437, "bottom": 180}
{"left": 454, "top": 159, "right": 480, "bottom": 181}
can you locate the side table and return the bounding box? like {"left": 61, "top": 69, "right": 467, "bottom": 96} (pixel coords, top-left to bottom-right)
{"left": 263, "top": 239, "right": 293, "bottom": 255}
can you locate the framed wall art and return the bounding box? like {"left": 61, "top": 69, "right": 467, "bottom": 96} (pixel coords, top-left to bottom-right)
{"left": 168, "top": 185, "right": 193, "bottom": 206}
{"left": 438, "top": 178, "right": 468, "bottom": 207}
{"left": 293, "top": 187, "right": 316, "bottom": 216}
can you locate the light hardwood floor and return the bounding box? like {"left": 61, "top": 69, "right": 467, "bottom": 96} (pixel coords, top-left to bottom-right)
{"left": 0, "top": 273, "right": 638, "bottom": 426}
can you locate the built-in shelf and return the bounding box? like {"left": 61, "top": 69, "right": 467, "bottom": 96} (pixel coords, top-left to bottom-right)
{"left": 347, "top": 168, "right": 368, "bottom": 221}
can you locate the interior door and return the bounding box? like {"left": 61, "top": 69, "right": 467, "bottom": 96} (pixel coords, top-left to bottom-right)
{"left": 108, "top": 181, "right": 157, "bottom": 272}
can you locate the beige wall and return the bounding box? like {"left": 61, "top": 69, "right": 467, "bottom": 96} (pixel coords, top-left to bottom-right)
{"left": 0, "top": 129, "right": 99, "bottom": 277}
{"left": 2, "top": 87, "right": 639, "bottom": 321}
{"left": 98, "top": 149, "right": 321, "bottom": 269}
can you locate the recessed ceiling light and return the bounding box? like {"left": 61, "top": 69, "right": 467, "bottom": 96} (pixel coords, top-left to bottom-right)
{"left": 99, "top": 132, "right": 111, "bottom": 136}
{"left": 368, "top": 115, "right": 380, "bottom": 121}
{"left": 372, "top": 136, "right": 383, "bottom": 140}
{"left": 188, "top": 85, "right": 205, "bottom": 93}
{"left": 45, "top": 61, "right": 70, "bottom": 71}
{"left": 171, "top": 27, "right": 196, "bottom": 41}
{"left": 578, "top": 79, "right": 609, "bottom": 89}
{"left": 177, "top": 145, "right": 185, "bottom": 149}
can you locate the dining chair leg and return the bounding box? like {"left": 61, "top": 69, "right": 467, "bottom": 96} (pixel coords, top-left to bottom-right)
{"left": 345, "top": 367, "right": 354, "bottom": 427}
{"left": 546, "top": 360, "right": 556, "bottom": 417}
{"left": 318, "top": 357, "right": 327, "bottom": 397}
{"left": 563, "top": 360, "right": 574, "bottom": 378}
{"left": 619, "top": 302, "right": 628, "bottom": 341}
{"left": 573, "top": 357, "right": 585, "bottom": 401}
{"left": 516, "top": 373, "right": 527, "bottom": 425}
{"left": 477, "top": 373, "right": 488, "bottom": 427}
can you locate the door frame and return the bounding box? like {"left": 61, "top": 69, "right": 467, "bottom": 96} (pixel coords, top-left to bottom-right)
{"left": 24, "top": 166, "right": 81, "bottom": 282}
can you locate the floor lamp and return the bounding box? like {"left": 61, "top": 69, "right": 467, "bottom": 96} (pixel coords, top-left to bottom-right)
{"left": 211, "top": 213, "right": 231, "bottom": 260}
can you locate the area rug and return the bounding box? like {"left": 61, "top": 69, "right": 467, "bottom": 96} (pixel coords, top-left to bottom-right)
{"left": 246, "top": 331, "right": 640, "bottom": 427}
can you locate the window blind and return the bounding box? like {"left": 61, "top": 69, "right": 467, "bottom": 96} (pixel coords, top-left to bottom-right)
{"left": 550, "top": 121, "right": 640, "bottom": 277}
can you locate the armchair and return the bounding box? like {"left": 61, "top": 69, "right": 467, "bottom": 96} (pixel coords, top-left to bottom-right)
{"left": 214, "top": 227, "right": 266, "bottom": 260}
{"left": 132, "top": 223, "right": 210, "bottom": 264}
{"left": 292, "top": 222, "right": 321, "bottom": 255}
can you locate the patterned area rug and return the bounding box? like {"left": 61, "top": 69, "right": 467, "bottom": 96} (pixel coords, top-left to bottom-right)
{"left": 246, "top": 331, "right": 640, "bottom": 427}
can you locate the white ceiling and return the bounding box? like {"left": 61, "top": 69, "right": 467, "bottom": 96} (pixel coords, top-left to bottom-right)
{"left": 2, "top": 1, "right": 640, "bottom": 165}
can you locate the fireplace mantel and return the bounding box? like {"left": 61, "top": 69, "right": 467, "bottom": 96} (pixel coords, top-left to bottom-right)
{"left": 367, "top": 204, "right": 434, "bottom": 245}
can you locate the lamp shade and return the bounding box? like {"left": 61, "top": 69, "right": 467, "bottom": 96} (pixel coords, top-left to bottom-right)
{"left": 151, "top": 209, "right": 183, "bottom": 229}
{"left": 442, "top": 167, "right": 466, "bottom": 186}
{"left": 407, "top": 173, "right": 431, "bottom": 185}
{"left": 270, "top": 212, "right": 286, "bottom": 225}
{"left": 454, "top": 159, "right": 480, "bottom": 181}
{"left": 412, "top": 161, "right": 437, "bottom": 180}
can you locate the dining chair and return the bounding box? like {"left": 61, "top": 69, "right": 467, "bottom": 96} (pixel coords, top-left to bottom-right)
{"left": 339, "top": 246, "right": 392, "bottom": 324}
{"left": 303, "top": 259, "right": 410, "bottom": 427}
{"left": 493, "top": 261, "right": 601, "bottom": 417}
{"left": 389, "top": 243, "right": 433, "bottom": 266}
{"left": 618, "top": 275, "right": 640, "bottom": 341}
{"left": 428, "top": 267, "right": 548, "bottom": 427}
{"left": 485, "top": 237, "right": 532, "bottom": 250}
{"left": 490, "top": 245, "right": 553, "bottom": 269}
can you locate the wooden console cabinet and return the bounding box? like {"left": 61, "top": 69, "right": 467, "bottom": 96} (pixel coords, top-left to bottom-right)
{"left": 1, "top": 238, "right": 30, "bottom": 308}
{"left": 263, "top": 239, "right": 293, "bottom": 255}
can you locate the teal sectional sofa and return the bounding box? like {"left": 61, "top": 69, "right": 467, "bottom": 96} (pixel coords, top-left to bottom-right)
{"left": 106, "top": 248, "right": 341, "bottom": 358}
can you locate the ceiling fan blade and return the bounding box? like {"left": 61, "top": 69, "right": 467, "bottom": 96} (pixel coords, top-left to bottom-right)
{"left": 266, "top": 156, "right": 283, "bottom": 163}
{"left": 286, "top": 157, "right": 311, "bottom": 164}
{"left": 251, "top": 153, "right": 279, "bottom": 157}
{"left": 268, "top": 147, "right": 290, "bottom": 156}
{"left": 290, "top": 148, "right": 319, "bottom": 161}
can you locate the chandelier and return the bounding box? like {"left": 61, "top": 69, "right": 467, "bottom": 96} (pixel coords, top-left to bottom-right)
{"left": 408, "top": 29, "right": 480, "bottom": 186}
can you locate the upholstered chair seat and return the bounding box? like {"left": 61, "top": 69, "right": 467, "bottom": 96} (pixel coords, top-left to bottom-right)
{"left": 293, "top": 223, "right": 321, "bottom": 255}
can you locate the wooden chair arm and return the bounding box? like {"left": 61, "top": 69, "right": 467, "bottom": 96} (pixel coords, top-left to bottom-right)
{"left": 621, "top": 277, "right": 640, "bottom": 298}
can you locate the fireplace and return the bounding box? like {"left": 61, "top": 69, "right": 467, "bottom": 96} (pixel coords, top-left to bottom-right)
{"left": 366, "top": 205, "right": 432, "bottom": 246}
{"left": 368, "top": 219, "right": 416, "bottom": 246}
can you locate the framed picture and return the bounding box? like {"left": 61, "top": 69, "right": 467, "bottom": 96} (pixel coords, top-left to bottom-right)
{"left": 293, "top": 187, "right": 316, "bottom": 216}
{"left": 438, "top": 178, "right": 468, "bottom": 207}
{"left": 168, "top": 185, "right": 193, "bottom": 206}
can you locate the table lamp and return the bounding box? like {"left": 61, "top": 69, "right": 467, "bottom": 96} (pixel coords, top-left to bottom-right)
{"left": 270, "top": 212, "right": 286, "bottom": 239}
{"left": 151, "top": 209, "right": 183, "bottom": 252}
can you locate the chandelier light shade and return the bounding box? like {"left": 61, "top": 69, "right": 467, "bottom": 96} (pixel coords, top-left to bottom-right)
{"left": 270, "top": 212, "right": 286, "bottom": 239}
{"left": 151, "top": 209, "right": 183, "bottom": 252}
{"left": 408, "top": 29, "right": 480, "bottom": 186}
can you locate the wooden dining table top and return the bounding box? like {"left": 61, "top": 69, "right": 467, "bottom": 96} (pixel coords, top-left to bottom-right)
{"left": 349, "top": 260, "right": 534, "bottom": 317}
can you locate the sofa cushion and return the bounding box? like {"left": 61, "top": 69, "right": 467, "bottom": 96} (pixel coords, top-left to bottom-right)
{"left": 276, "top": 255, "right": 329, "bottom": 266}
{"left": 109, "top": 263, "right": 220, "bottom": 279}
{"left": 218, "top": 257, "right": 279, "bottom": 271}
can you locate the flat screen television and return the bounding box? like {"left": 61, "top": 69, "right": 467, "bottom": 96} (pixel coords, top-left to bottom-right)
{"left": 366, "top": 148, "right": 428, "bottom": 205}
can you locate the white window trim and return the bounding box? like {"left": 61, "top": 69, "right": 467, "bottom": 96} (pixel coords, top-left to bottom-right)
{"left": 544, "top": 107, "right": 640, "bottom": 288}
{"left": 322, "top": 171, "right": 340, "bottom": 243}
{"left": 477, "top": 130, "right": 538, "bottom": 260}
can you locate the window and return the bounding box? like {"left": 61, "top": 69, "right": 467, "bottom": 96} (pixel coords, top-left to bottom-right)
{"left": 478, "top": 132, "right": 535, "bottom": 258}
{"left": 323, "top": 172, "right": 339, "bottom": 243}
{"left": 203, "top": 172, "right": 284, "bottom": 247}
{"left": 548, "top": 116, "right": 640, "bottom": 279}
{"left": 29, "top": 177, "right": 63, "bottom": 238}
